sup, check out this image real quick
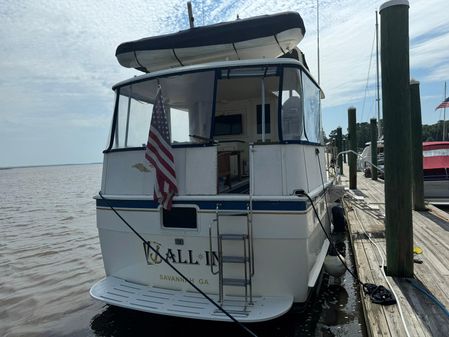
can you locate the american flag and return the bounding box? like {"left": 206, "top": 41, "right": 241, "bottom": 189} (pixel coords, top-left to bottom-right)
{"left": 145, "top": 88, "right": 178, "bottom": 210}
{"left": 436, "top": 97, "right": 449, "bottom": 110}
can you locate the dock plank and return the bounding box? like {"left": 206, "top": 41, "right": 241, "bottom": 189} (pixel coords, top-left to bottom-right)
{"left": 340, "top": 170, "right": 449, "bottom": 337}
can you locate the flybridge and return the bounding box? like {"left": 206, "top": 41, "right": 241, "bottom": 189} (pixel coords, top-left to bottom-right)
{"left": 91, "top": 8, "right": 335, "bottom": 325}
{"left": 115, "top": 12, "right": 306, "bottom": 73}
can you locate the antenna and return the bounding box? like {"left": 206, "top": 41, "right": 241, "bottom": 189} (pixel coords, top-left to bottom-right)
{"left": 187, "top": 1, "right": 195, "bottom": 28}
{"left": 440, "top": 82, "right": 446, "bottom": 141}
{"left": 316, "top": 0, "right": 320, "bottom": 85}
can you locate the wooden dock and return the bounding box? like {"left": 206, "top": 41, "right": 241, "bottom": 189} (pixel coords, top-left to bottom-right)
{"left": 340, "top": 170, "right": 449, "bottom": 337}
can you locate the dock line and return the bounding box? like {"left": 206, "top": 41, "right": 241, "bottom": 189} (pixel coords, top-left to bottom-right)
{"left": 296, "top": 189, "right": 363, "bottom": 284}
{"left": 301, "top": 149, "right": 397, "bottom": 308}
{"left": 343, "top": 194, "right": 411, "bottom": 337}
{"left": 98, "top": 191, "right": 258, "bottom": 337}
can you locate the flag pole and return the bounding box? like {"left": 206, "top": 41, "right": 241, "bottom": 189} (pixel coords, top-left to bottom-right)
{"left": 376, "top": 10, "right": 381, "bottom": 138}
{"left": 316, "top": 0, "right": 320, "bottom": 85}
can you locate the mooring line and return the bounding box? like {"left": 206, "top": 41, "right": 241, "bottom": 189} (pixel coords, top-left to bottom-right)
{"left": 344, "top": 194, "right": 411, "bottom": 337}
{"left": 98, "top": 192, "right": 258, "bottom": 337}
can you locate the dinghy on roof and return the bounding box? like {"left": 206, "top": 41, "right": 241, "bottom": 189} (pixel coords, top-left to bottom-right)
{"left": 116, "top": 11, "right": 306, "bottom": 72}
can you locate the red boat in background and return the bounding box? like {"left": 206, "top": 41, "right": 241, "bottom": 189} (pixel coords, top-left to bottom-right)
{"left": 423, "top": 141, "right": 449, "bottom": 203}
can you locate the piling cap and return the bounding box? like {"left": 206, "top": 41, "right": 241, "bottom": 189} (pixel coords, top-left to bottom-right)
{"left": 410, "top": 78, "right": 420, "bottom": 85}
{"left": 380, "top": 0, "right": 409, "bottom": 12}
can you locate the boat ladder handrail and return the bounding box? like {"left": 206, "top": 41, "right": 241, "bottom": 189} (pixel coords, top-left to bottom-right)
{"left": 208, "top": 144, "right": 256, "bottom": 307}
{"left": 211, "top": 204, "right": 254, "bottom": 307}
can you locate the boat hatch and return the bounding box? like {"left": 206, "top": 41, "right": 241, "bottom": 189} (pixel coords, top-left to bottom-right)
{"left": 90, "top": 276, "right": 293, "bottom": 322}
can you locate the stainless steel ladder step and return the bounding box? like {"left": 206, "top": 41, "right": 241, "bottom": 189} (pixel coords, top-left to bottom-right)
{"left": 212, "top": 202, "right": 254, "bottom": 305}
{"left": 219, "top": 234, "right": 248, "bottom": 240}
{"left": 223, "top": 278, "right": 250, "bottom": 287}
{"left": 215, "top": 210, "right": 248, "bottom": 216}
{"left": 222, "top": 255, "right": 249, "bottom": 263}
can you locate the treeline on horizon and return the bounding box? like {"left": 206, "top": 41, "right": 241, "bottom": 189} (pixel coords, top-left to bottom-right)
{"left": 325, "top": 120, "right": 449, "bottom": 150}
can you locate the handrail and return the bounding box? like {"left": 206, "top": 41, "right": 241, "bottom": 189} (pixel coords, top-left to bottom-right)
{"left": 336, "top": 149, "right": 385, "bottom": 174}
{"left": 215, "top": 204, "right": 224, "bottom": 303}
{"left": 208, "top": 225, "right": 219, "bottom": 275}
{"left": 249, "top": 145, "right": 255, "bottom": 278}
{"left": 247, "top": 205, "right": 254, "bottom": 305}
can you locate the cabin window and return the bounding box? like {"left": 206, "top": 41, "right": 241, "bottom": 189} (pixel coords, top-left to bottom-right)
{"left": 161, "top": 71, "right": 215, "bottom": 144}
{"left": 281, "top": 68, "right": 303, "bottom": 141}
{"left": 214, "top": 66, "right": 279, "bottom": 143}
{"left": 302, "top": 72, "right": 321, "bottom": 144}
{"left": 170, "top": 108, "right": 190, "bottom": 142}
{"left": 214, "top": 114, "right": 243, "bottom": 136}
{"left": 110, "top": 71, "right": 215, "bottom": 149}
{"left": 423, "top": 149, "right": 449, "bottom": 157}
{"left": 423, "top": 168, "right": 448, "bottom": 180}
{"left": 114, "top": 86, "right": 153, "bottom": 149}
{"left": 162, "top": 207, "right": 197, "bottom": 229}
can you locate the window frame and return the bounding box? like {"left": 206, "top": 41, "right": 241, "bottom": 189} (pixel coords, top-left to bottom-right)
{"left": 104, "top": 62, "right": 323, "bottom": 154}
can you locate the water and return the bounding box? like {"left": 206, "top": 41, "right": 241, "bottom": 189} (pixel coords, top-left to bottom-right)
{"left": 0, "top": 164, "right": 366, "bottom": 337}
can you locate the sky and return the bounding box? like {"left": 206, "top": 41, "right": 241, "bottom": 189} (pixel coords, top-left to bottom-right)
{"left": 1, "top": 0, "right": 448, "bottom": 167}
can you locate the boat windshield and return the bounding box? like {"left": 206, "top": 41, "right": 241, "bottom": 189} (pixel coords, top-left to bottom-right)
{"left": 112, "top": 71, "right": 215, "bottom": 149}
{"left": 108, "top": 64, "right": 322, "bottom": 150}
{"left": 279, "top": 67, "right": 321, "bottom": 143}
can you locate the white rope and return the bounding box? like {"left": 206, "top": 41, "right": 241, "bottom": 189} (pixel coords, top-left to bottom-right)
{"left": 344, "top": 195, "right": 412, "bottom": 337}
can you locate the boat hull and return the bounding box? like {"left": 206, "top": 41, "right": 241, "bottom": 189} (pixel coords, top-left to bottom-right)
{"left": 91, "top": 194, "right": 330, "bottom": 321}
{"left": 424, "top": 179, "right": 449, "bottom": 197}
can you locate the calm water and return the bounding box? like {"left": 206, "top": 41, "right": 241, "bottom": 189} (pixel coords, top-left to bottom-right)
{"left": 0, "top": 164, "right": 366, "bottom": 337}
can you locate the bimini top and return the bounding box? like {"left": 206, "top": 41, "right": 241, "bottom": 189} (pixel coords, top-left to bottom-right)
{"left": 116, "top": 11, "right": 305, "bottom": 73}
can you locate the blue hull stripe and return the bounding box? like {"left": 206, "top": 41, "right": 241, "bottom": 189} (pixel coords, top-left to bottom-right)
{"left": 96, "top": 198, "right": 309, "bottom": 211}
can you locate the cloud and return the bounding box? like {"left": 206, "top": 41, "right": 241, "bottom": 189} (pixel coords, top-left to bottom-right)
{"left": 1, "top": 0, "right": 449, "bottom": 165}
{"left": 411, "top": 30, "right": 449, "bottom": 73}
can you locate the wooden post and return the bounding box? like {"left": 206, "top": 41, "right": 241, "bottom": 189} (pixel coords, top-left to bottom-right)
{"left": 411, "top": 80, "right": 426, "bottom": 211}
{"left": 336, "top": 127, "right": 343, "bottom": 175}
{"left": 348, "top": 107, "right": 357, "bottom": 189}
{"left": 380, "top": 0, "right": 413, "bottom": 277}
{"left": 370, "top": 118, "right": 378, "bottom": 180}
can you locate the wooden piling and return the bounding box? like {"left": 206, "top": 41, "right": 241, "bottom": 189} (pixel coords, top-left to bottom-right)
{"left": 380, "top": 0, "right": 413, "bottom": 277}
{"left": 370, "top": 118, "right": 378, "bottom": 180}
{"left": 410, "top": 80, "right": 426, "bottom": 211}
{"left": 343, "top": 139, "right": 347, "bottom": 163}
{"left": 348, "top": 107, "right": 357, "bottom": 189}
{"left": 336, "top": 127, "right": 343, "bottom": 175}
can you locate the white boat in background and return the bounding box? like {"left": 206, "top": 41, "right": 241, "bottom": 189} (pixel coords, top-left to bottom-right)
{"left": 358, "top": 138, "right": 384, "bottom": 173}
{"left": 423, "top": 141, "right": 449, "bottom": 204}
{"left": 90, "top": 11, "right": 334, "bottom": 323}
